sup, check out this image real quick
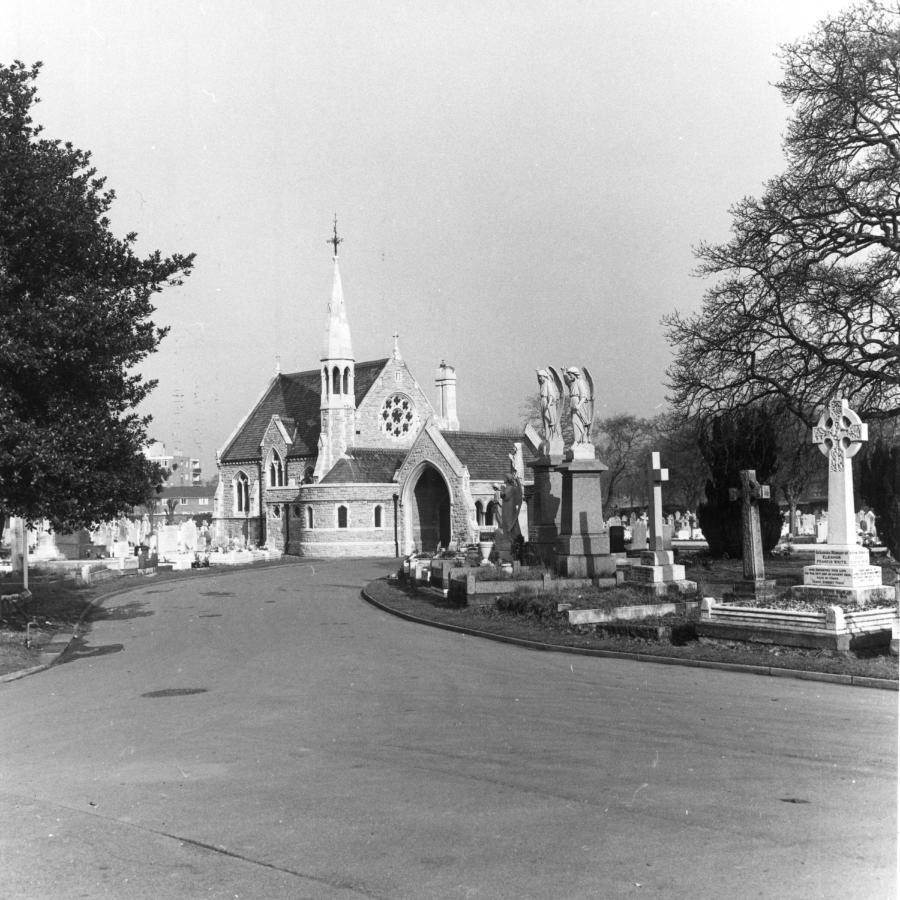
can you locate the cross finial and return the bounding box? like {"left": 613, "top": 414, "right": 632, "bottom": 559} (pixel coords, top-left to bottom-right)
{"left": 328, "top": 215, "right": 343, "bottom": 258}
{"left": 392, "top": 329, "right": 401, "bottom": 360}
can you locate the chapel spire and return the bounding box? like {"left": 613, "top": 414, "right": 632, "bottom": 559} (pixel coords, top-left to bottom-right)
{"left": 321, "top": 216, "right": 354, "bottom": 362}
{"left": 316, "top": 217, "right": 356, "bottom": 480}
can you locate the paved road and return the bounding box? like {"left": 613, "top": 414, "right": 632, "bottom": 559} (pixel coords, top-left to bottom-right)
{"left": 0, "top": 559, "right": 895, "bottom": 899}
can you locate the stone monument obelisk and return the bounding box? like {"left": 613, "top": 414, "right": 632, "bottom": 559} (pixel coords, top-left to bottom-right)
{"left": 553, "top": 366, "right": 615, "bottom": 578}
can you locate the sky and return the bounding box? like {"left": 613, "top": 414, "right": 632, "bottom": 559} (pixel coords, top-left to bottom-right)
{"left": 4, "top": 0, "right": 849, "bottom": 476}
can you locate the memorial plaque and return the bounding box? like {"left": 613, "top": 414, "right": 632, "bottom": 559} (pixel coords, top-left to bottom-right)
{"left": 804, "top": 565, "right": 883, "bottom": 588}
{"left": 815, "top": 548, "right": 870, "bottom": 567}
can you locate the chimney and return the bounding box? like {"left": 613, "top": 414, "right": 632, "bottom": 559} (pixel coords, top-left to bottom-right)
{"left": 435, "top": 360, "right": 459, "bottom": 431}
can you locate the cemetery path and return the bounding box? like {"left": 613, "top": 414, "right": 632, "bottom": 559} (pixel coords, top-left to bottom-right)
{"left": 0, "top": 559, "right": 895, "bottom": 900}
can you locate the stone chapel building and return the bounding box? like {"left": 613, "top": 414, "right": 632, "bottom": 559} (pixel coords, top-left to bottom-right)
{"left": 214, "top": 232, "right": 530, "bottom": 557}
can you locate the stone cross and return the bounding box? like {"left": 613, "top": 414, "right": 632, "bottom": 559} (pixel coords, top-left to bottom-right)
{"left": 647, "top": 451, "right": 668, "bottom": 552}
{"left": 812, "top": 397, "right": 868, "bottom": 546}
{"left": 729, "top": 470, "right": 770, "bottom": 582}
{"left": 327, "top": 215, "right": 343, "bottom": 257}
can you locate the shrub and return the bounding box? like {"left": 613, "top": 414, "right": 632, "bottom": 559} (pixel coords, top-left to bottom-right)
{"left": 696, "top": 409, "right": 783, "bottom": 557}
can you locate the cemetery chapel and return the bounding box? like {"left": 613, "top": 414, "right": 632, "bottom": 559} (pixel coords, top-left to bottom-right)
{"left": 214, "top": 225, "right": 529, "bottom": 557}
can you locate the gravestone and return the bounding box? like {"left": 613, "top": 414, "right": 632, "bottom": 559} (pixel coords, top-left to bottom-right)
{"left": 156, "top": 524, "right": 181, "bottom": 560}
{"left": 726, "top": 469, "right": 777, "bottom": 602}
{"left": 609, "top": 525, "right": 626, "bottom": 554}
{"left": 629, "top": 520, "right": 648, "bottom": 551}
{"left": 54, "top": 529, "right": 94, "bottom": 560}
{"left": 625, "top": 452, "right": 696, "bottom": 597}
{"left": 792, "top": 398, "right": 894, "bottom": 605}
{"left": 32, "top": 529, "right": 61, "bottom": 561}
{"left": 112, "top": 540, "right": 131, "bottom": 559}
{"left": 179, "top": 518, "right": 198, "bottom": 553}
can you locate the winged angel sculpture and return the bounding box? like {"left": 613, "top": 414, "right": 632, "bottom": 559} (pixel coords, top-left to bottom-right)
{"left": 563, "top": 366, "right": 595, "bottom": 445}
{"left": 536, "top": 367, "right": 565, "bottom": 446}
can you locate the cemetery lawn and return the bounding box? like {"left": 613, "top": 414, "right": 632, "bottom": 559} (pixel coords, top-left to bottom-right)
{"left": 367, "top": 555, "right": 900, "bottom": 682}
{"left": 0, "top": 574, "right": 102, "bottom": 675}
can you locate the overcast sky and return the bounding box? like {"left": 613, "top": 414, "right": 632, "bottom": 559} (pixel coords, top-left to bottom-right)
{"left": 5, "top": 1, "right": 847, "bottom": 475}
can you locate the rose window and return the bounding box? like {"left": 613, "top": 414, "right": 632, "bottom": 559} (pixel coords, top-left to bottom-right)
{"left": 381, "top": 393, "right": 417, "bottom": 439}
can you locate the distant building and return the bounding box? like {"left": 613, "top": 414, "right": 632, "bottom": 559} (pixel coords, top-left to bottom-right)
{"left": 144, "top": 441, "right": 202, "bottom": 486}
{"left": 214, "top": 226, "right": 530, "bottom": 557}
{"left": 150, "top": 484, "right": 217, "bottom": 526}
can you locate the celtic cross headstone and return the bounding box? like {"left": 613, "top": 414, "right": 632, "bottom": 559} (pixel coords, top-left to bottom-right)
{"left": 812, "top": 398, "right": 868, "bottom": 546}
{"left": 791, "top": 397, "right": 892, "bottom": 606}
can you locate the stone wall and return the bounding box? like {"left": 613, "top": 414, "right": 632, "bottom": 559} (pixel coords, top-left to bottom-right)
{"left": 289, "top": 483, "right": 398, "bottom": 557}
{"left": 217, "top": 462, "right": 261, "bottom": 519}
{"left": 218, "top": 516, "right": 263, "bottom": 546}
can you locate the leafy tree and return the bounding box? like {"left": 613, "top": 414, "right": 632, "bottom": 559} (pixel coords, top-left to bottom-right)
{"left": 0, "top": 61, "right": 193, "bottom": 532}
{"left": 665, "top": 2, "right": 900, "bottom": 424}
{"left": 696, "top": 408, "right": 784, "bottom": 558}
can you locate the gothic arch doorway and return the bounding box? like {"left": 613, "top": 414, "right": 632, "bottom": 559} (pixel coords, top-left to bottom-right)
{"left": 405, "top": 463, "right": 451, "bottom": 553}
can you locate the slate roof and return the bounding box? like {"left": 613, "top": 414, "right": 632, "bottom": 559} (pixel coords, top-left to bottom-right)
{"left": 319, "top": 448, "right": 405, "bottom": 484}
{"left": 440, "top": 431, "right": 536, "bottom": 481}
{"left": 219, "top": 359, "right": 389, "bottom": 463}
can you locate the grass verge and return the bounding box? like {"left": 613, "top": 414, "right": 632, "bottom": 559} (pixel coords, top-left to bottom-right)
{"left": 366, "top": 577, "right": 899, "bottom": 682}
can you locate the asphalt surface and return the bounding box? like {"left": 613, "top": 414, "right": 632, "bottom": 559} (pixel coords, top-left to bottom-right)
{"left": 0, "top": 559, "right": 895, "bottom": 899}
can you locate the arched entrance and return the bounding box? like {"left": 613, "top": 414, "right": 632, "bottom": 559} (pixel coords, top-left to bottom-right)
{"left": 408, "top": 464, "right": 451, "bottom": 553}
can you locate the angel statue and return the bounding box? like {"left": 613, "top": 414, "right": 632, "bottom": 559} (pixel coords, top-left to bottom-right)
{"left": 563, "top": 366, "right": 595, "bottom": 445}
{"left": 490, "top": 471, "right": 525, "bottom": 561}
{"left": 536, "top": 367, "right": 564, "bottom": 446}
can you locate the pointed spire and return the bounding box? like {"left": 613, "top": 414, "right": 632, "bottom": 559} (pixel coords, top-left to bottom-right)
{"left": 321, "top": 221, "right": 354, "bottom": 362}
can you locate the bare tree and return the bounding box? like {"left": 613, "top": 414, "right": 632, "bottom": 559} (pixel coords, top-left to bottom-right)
{"left": 665, "top": 2, "right": 900, "bottom": 424}
{"left": 595, "top": 415, "right": 655, "bottom": 508}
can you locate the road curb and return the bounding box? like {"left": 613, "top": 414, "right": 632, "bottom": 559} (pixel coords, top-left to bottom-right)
{"left": 361, "top": 582, "right": 898, "bottom": 691}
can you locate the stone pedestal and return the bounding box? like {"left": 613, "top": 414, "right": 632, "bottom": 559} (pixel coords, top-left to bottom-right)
{"left": 791, "top": 546, "right": 894, "bottom": 605}
{"left": 625, "top": 549, "right": 697, "bottom": 597}
{"left": 32, "top": 531, "right": 61, "bottom": 561}
{"left": 553, "top": 459, "right": 615, "bottom": 578}
{"left": 527, "top": 455, "right": 564, "bottom": 565}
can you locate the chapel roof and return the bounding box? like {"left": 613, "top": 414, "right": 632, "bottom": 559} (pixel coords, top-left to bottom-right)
{"left": 319, "top": 448, "right": 405, "bottom": 484}
{"left": 218, "top": 359, "right": 390, "bottom": 464}
{"left": 439, "top": 431, "right": 536, "bottom": 481}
